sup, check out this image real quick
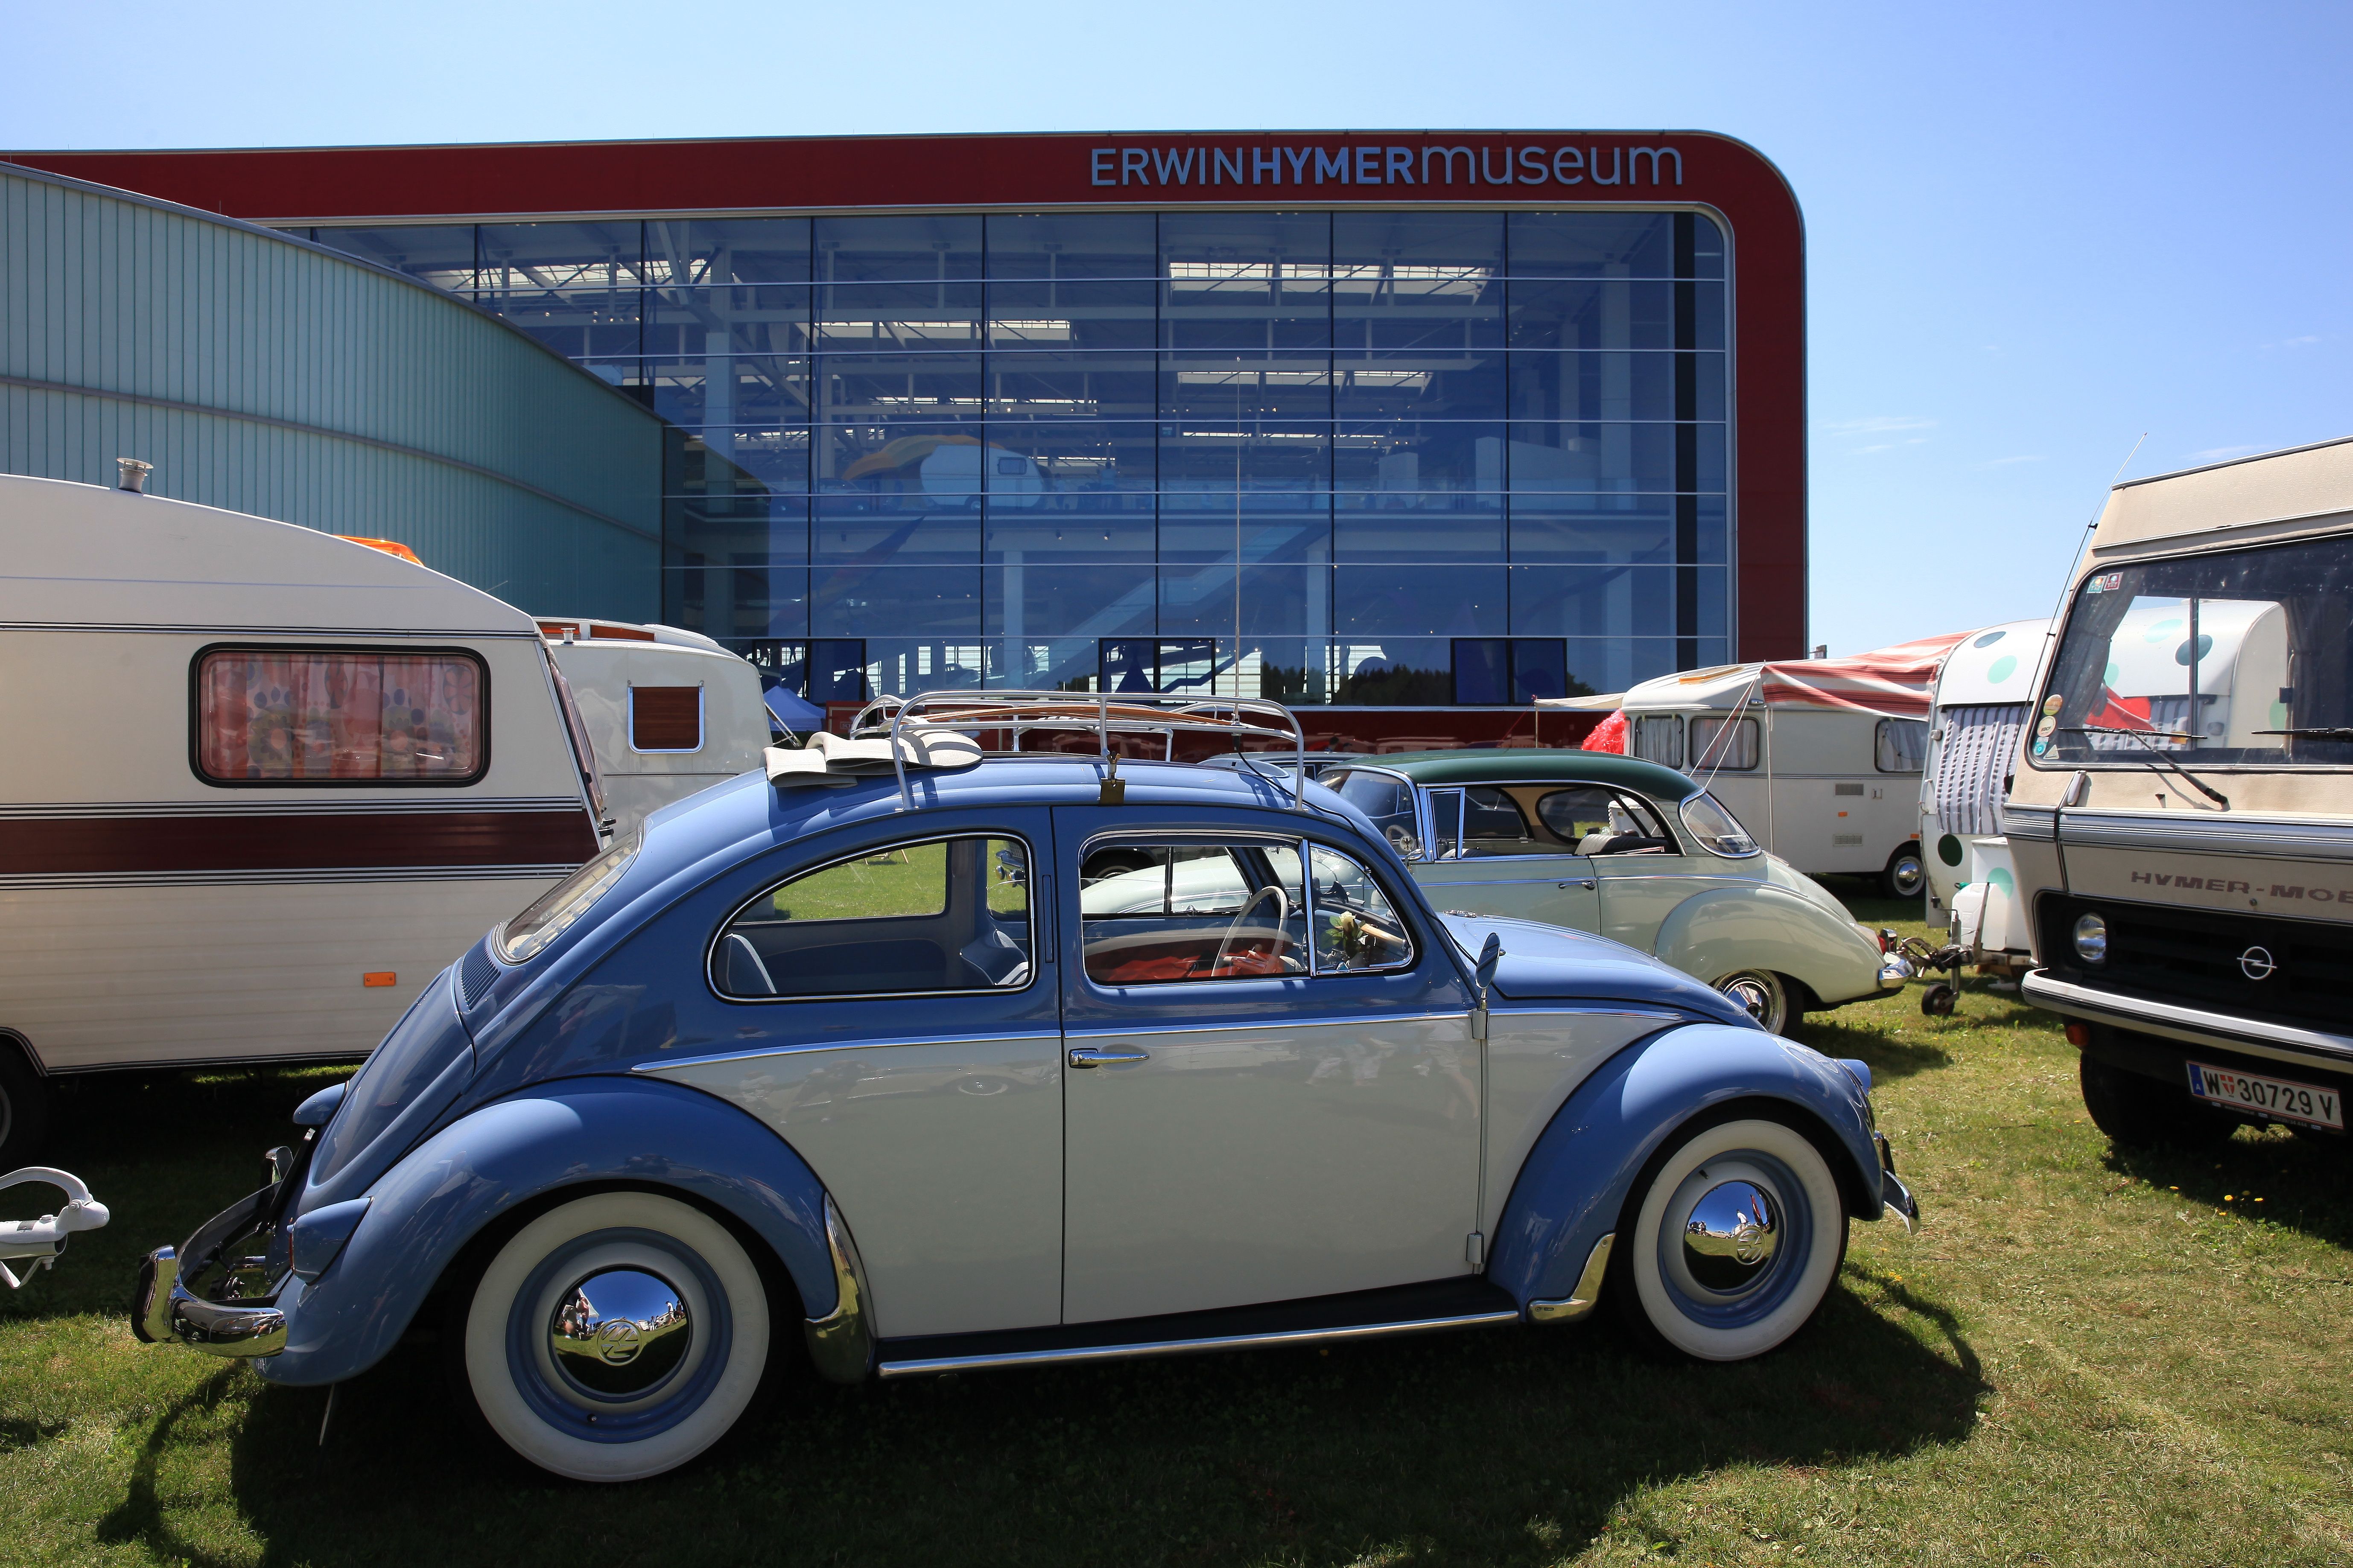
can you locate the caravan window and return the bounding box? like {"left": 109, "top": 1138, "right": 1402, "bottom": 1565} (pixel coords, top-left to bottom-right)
{"left": 1874, "top": 717, "right": 1929, "bottom": 773}
{"left": 1631, "top": 713, "right": 1684, "bottom": 768}
{"left": 194, "top": 647, "right": 487, "bottom": 785}
{"left": 1688, "top": 716, "right": 1759, "bottom": 771}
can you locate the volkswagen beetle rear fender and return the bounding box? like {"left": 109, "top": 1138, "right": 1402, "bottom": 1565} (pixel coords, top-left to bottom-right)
{"left": 255, "top": 1076, "right": 834, "bottom": 1388}
{"left": 1487, "top": 1023, "right": 1882, "bottom": 1313}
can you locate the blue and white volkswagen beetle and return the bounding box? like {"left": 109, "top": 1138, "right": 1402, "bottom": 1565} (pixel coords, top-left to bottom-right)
{"left": 134, "top": 694, "right": 1919, "bottom": 1483}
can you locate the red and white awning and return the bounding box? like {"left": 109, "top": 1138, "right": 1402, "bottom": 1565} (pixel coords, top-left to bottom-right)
{"left": 1754, "top": 631, "right": 1972, "bottom": 720}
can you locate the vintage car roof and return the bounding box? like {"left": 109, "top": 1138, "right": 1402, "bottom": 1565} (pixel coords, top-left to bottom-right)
{"left": 1348, "top": 749, "right": 1704, "bottom": 802}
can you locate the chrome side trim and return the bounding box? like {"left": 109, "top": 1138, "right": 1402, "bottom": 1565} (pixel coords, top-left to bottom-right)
{"left": 2002, "top": 804, "right": 2059, "bottom": 842}
{"left": 874, "top": 1309, "right": 1520, "bottom": 1379}
{"left": 2054, "top": 810, "right": 2353, "bottom": 861}
{"left": 637, "top": 1030, "right": 1063, "bottom": 1074}
{"left": 1527, "top": 1233, "right": 1615, "bottom": 1324}
{"left": 1490, "top": 1007, "right": 1687, "bottom": 1023}
{"left": 1062, "top": 1011, "right": 1469, "bottom": 1039}
{"left": 2023, "top": 971, "right": 2353, "bottom": 1069}
{"left": 803, "top": 1196, "right": 877, "bottom": 1384}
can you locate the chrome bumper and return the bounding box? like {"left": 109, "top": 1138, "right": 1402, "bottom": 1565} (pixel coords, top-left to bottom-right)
{"left": 2022, "top": 970, "right": 2353, "bottom": 1075}
{"left": 132, "top": 1245, "right": 288, "bottom": 1357}
{"left": 1877, "top": 955, "right": 1916, "bottom": 990}
{"left": 1876, "top": 1132, "right": 1920, "bottom": 1234}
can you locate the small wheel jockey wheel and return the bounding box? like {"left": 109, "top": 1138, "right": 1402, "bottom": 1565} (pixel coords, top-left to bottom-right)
{"left": 1920, "top": 983, "right": 1959, "bottom": 1017}
{"left": 1610, "top": 1115, "right": 1848, "bottom": 1361}
{"left": 1881, "top": 843, "right": 1928, "bottom": 901}
{"left": 455, "top": 1190, "right": 773, "bottom": 1483}
{"left": 1714, "top": 970, "right": 1790, "bottom": 1036}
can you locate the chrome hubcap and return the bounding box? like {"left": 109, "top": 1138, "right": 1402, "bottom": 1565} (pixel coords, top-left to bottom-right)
{"left": 1680, "top": 1180, "right": 1780, "bottom": 1292}
{"left": 548, "top": 1267, "right": 692, "bottom": 1397}
{"left": 1722, "top": 976, "right": 1775, "bottom": 1025}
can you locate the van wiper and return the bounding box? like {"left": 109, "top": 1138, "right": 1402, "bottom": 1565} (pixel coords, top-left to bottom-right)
{"left": 2063, "top": 726, "right": 2230, "bottom": 810}
{"left": 2254, "top": 726, "right": 2353, "bottom": 741}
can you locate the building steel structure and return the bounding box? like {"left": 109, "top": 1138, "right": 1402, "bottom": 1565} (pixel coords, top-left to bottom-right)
{"left": 9, "top": 134, "right": 1804, "bottom": 741}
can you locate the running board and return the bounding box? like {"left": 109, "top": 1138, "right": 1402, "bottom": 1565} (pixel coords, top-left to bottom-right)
{"left": 875, "top": 1278, "right": 1520, "bottom": 1379}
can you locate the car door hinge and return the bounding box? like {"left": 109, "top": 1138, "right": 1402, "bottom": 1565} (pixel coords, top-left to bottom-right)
{"left": 1470, "top": 1005, "right": 1488, "bottom": 1042}
{"left": 1466, "top": 1231, "right": 1486, "bottom": 1269}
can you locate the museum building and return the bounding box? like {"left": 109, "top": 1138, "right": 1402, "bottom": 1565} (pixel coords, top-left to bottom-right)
{"left": 7, "top": 132, "right": 1804, "bottom": 734}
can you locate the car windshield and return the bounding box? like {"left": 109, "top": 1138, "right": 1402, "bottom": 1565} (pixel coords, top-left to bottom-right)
{"left": 2036, "top": 532, "right": 2353, "bottom": 768}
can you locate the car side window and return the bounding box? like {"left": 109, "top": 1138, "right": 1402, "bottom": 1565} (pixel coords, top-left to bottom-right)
{"left": 1430, "top": 786, "right": 1551, "bottom": 858}
{"left": 1307, "top": 845, "right": 1416, "bottom": 973}
{"left": 1535, "top": 787, "right": 1677, "bottom": 856}
{"left": 1080, "top": 842, "right": 1310, "bottom": 985}
{"left": 1333, "top": 770, "right": 1422, "bottom": 860}
{"left": 712, "top": 836, "right": 1032, "bottom": 1000}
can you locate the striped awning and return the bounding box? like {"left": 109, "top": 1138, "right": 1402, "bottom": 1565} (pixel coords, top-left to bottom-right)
{"left": 1755, "top": 631, "right": 1972, "bottom": 719}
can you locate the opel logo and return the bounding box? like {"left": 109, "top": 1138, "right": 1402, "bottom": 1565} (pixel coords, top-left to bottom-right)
{"left": 2239, "top": 946, "right": 2277, "bottom": 982}
{"left": 593, "top": 1319, "right": 644, "bottom": 1365}
{"left": 1731, "top": 1216, "right": 1770, "bottom": 1266}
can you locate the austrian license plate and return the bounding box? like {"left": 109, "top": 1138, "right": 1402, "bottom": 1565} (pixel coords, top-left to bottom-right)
{"left": 2186, "top": 1061, "right": 2345, "bottom": 1130}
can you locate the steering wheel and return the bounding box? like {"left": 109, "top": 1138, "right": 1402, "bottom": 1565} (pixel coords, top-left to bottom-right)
{"left": 1212, "top": 884, "right": 1290, "bottom": 975}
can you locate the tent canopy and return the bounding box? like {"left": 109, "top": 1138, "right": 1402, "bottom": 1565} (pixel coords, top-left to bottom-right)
{"left": 1623, "top": 631, "right": 1973, "bottom": 721}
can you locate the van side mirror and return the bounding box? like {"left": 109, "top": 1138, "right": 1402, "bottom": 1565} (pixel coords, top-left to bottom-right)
{"left": 1474, "top": 932, "right": 1504, "bottom": 1007}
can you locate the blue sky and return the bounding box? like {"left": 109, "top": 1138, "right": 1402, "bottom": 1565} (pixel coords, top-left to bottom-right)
{"left": 8, "top": 0, "right": 2349, "bottom": 657}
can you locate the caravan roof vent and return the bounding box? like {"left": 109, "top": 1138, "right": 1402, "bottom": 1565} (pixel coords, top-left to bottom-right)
{"left": 115, "top": 458, "right": 153, "bottom": 494}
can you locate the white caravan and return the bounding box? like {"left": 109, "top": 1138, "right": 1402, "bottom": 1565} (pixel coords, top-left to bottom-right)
{"left": 0, "top": 475, "right": 607, "bottom": 1163}
{"left": 1920, "top": 618, "right": 2053, "bottom": 972}
{"left": 534, "top": 618, "right": 773, "bottom": 838}
{"left": 1617, "top": 635, "right": 1965, "bottom": 898}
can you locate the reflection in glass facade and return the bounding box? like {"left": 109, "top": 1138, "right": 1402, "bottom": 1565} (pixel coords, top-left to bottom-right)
{"left": 300, "top": 210, "right": 1730, "bottom": 703}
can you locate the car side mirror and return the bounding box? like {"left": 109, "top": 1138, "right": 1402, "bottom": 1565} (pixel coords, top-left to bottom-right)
{"left": 1473, "top": 932, "right": 1504, "bottom": 1008}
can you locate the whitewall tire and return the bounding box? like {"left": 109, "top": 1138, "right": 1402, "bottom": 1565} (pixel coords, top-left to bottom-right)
{"left": 1613, "top": 1116, "right": 1846, "bottom": 1361}
{"left": 460, "top": 1190, "right": 771, "bottom": 1483}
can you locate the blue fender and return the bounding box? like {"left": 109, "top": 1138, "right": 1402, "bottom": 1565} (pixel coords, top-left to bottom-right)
{"left": 257, "top": 1075, "right": 834, "bottom": 1388}
{"left": 1486, "top": 1023, "right": 1882, "bottom": 1312}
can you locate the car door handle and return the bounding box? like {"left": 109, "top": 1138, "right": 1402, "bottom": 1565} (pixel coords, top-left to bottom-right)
{"left": 1562, "top": 879, "right": 1596, "bottom": 891}
{"left": 1068, "top": 1046, "right": 1150, "bottom": 1068}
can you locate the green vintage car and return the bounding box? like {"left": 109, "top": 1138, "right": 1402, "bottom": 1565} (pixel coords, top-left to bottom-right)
{"left": 1327, "top": 753, "right": 1908, "bottom": 1034}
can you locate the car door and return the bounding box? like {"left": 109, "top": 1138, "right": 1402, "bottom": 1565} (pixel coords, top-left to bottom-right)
{"left": 654, "top": 811, "right": 1064, "bottom": 1341}
{"left": 1410, "top": 784, "right": 1602, "bottom": 933}
{"left": 1055, "top": 807, "right": 1482, "bottom": 1326}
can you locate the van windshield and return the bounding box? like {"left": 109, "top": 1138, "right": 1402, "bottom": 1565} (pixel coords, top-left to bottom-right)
{"left": 2036, "top": 533, "right": 2353, "bottom": 769}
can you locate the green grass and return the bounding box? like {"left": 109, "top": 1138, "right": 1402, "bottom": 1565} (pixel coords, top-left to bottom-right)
{"left": 4, "top": 886, "right": 2351, "bottom": 1565}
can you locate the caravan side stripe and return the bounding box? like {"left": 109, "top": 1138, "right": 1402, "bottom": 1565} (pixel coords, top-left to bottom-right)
{"left": 0, "top": 809, "right": 597, "bottom": 876}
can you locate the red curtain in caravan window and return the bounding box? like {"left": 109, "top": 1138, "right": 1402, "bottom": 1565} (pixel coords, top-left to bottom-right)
{"left": 196, "top": 650, "right": 484, "bottom": 781}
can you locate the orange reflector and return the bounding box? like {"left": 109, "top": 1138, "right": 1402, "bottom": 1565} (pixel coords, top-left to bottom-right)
{"left": 363, "top": 971, "right": 398, "bottom": 988}
{"left": 336, "top": 536, "right": 425, "bottom": 565}
{"left": 2064, "top": 1022, "right": 2089, "bottom": 1047}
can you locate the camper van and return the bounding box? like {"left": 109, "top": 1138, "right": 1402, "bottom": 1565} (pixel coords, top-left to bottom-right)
{"left": 1920, "top": 618, "right": 2053, "bottom": 973}
{"left": 1618, "top": 635, "right": 1964, "bottom": 898}
{"left": 534, "top": 619, "right": 773, "bottom": 838}
{"left": 2011, "top": 436, "right": 2353, "bottom": 1146}
{"left": 0, "top": 475, "right": 605, "bottom": 1163}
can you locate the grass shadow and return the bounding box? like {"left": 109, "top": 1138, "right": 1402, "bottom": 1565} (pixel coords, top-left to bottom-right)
{"left": 1795, "top": 1020, "right": 1954, "bottom": 1082}
{"left": 209, "top": 1269, "right": 1988, "bottom": 1568}
{"left": 2102, "top": 1122, "right": 2353, "bottom": 1250}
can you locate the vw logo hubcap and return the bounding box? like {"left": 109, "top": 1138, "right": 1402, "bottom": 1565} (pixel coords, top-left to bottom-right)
{"left": 2239, "top": 945, "right": 2277, "bottom": 981}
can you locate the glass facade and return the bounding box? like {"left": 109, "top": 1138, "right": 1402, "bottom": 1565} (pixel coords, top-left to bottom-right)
{"left": 300, "top": 210, "right": 1730, "bottom": 704}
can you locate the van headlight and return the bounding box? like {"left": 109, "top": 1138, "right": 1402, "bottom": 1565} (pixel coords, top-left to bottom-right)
{"left": 2072, "top": 912, "right": 2108, "bottom": 965}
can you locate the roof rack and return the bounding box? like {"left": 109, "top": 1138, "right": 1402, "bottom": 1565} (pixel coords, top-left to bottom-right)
{"left": 847, "top": 690, "right": 1310, "bottom": 811}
